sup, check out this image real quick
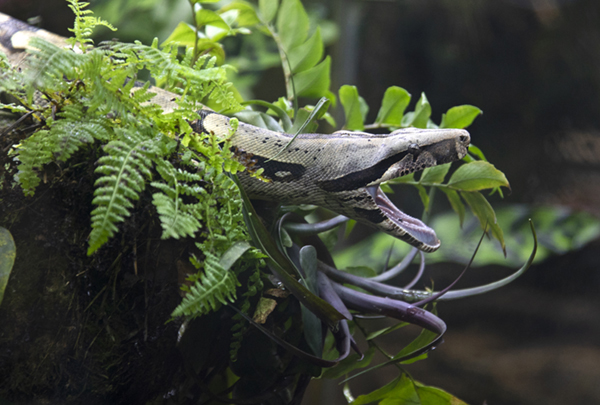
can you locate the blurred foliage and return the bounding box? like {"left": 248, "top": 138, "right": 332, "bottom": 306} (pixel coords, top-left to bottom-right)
{"left": 335, "top": 205, "right": 600, "bottom": 270}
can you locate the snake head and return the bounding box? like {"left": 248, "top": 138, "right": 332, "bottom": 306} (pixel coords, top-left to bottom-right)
{"left": 307, "top": 127, "right": 471, "bottom": 252}
{"left": 214, "top": 113, "right": 469, "bottom": 252}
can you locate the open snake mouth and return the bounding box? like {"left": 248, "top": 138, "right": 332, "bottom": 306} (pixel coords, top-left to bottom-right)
{"left": 366, "top": 184, "right": 440, "bottom": 251}
{"left": 358, "top": 131, "right": 471, "bottom": 252}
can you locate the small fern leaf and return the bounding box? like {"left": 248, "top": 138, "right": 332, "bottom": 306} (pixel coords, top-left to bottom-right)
{"left": 172, "top": 253, "right": 240, "bottom": 318}
{"left": 88, "top": 131, "right": 155, "bottom": 255}
{"left": 152, "top": 192, "right": 202, "bottom": 239}
{"left": 16, "top": 130, "right": 55, "bottom": 196}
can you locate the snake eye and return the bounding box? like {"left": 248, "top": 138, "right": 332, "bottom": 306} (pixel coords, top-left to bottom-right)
{"left": 408, "top": 143, "right": 420, "bottom": 155}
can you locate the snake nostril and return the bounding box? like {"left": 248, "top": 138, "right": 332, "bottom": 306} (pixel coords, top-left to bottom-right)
{"left": 459, "top": 134, "right": 469, "bottom": 143}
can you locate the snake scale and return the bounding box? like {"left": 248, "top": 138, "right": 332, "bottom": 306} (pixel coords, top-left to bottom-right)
{"left": 0, "top": 12, "right": 470, "bottom": 252}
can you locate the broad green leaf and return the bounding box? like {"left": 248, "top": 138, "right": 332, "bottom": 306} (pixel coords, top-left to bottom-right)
{"left": 352, "top": 374, "right": 417, "bottom": 405}
{"left": 416, "top": 183, "right": 429, "bottom": 210}
{"left": 410, "top": 92, "right": 431, "bottom": 129}
{"left": 448, "top": 161, "right": 509, "bottom": 191}
{"left": 413, "top": 381, "right": 468, "bottom": 405}
{"left": 0, "top": 227, "right": 16, "bottom": 308}
{"left": 299, "top": 246, "right": 323, "bottom": 356}
{"left": 468, "top": 144, "right": 487, "bottom": 161}
{"left": 219, "top": 241, "right": 251, "bottom": 270}
{"left": 387, "top": 172, "right": 415, "bottom": 184}
{"left": 397, "top": 327, "right": 438, "bottom": 365}
{"left": 344, "top": 219, "right": 356, "bottom": 238}
{"left": 339, "top": 85, "right": 364, "bottom": 131}
{"left": 161, "top": 22, "right": 196, "bottom": 47}
{"left": 277, "top": 0, "right": 309, "bottom": 51}
{"left": 461, "top": 191, "right": 506, "bottom": 253}
{"left": 420, "top": 163, "right": 451, "bottom": 185}
{"left": 220, "top": 1, "right": 260, "bottom": 27}
{"left": 194, "top": 38, "right": 226, "bottom": 65}
{"left": 289, "top": 108, "right": 318, "bottom": 134}
{"left": 196, "top": 9, "right": 229, "bottom": 30}
{"left": 242, "top": 99, "right": 293, "bottom": 130}
{"left": 441, "top": 188, "right": 466, "bottom": 226}
{"left": 289, "top": 27, "right": 323, "bottom": 73}
{"left": 440, "top": 104, "right": 482, "bottom": 129}
{"left": 259, "top": 0, "right": 279, "bottom": 22}
{"left": 192, "top": 0, "right": 221, "bottom": 3}
{"left": 294, "top": 56, "right": 331, "bottom": 98}
{"left": 375, "top": 86, "right": 411, "bottom": 126}
{"left": 234, "top": 110, "right": 284, "bottom": 132}
{"left": 353, "top": 373, "right": 468, "bottom": 405}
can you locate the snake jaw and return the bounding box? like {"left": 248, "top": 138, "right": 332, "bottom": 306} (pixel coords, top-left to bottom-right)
{"left": 366, "top": 185, "right": 440, "bottom": 251}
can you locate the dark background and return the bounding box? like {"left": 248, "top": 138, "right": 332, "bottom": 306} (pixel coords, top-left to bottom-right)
{"left": 2, "top": 0, "right": 599, "bottom": 404}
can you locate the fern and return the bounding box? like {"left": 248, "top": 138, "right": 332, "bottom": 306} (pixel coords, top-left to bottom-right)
{"left": 151, "top": 160, "right": 204, "bottom": 239}
{"left": 88, "top": 128, "right": 157, "bottom": 254}
{"left": 172, "top": 252, "right": 240, "bottom": 318}
{"left": 15, "top": 130, "right": 54, "bottom": 195}
{"left": 65, "top": 0, "right": 116, "bottom": 51}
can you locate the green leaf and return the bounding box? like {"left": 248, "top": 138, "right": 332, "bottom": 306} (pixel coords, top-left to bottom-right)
{"left": 339, "top": 85, "right": 364, "bottom": 131}
{"left": 299, "top": 245, "right": 323, "bottom": 356}
{"left": 352, "top": 374, "right": 416, "bottom": 405}
{"left": 259, "top": 0, "right": 279, "bottom": 22}
{"left": 172, "top": 252, "right": 240, "bottom": 317}
{"left": 441, "top": 188, "right": 466, "bottom": 226}
{"left": 276, "top": 0, "right": 309, "bottom": 51}
{"left": 366, "top": 322, "right": 409, "bottom": 340}
{"left": 220, "top": 241, "right": 252, "bottom": 270}
{"left": 220, "top": 1, "right": 260, "bottom": 27}
{"left": 0, "top": 227, "right": 16, "bottom": 308}
{"left": 234, "top": 176, "right": 346, "bottom": 327}
{"left": 416, "top": 183, "right": 429, "bottom": 210}
{"left": 344, "top": 266, "right": 377, "bottom": 278}
{"left": 467, "top": 144, "right": 487, "bottom": 161}
{"left": 440, "top": 104, "right": 482, "bottom": 129}
{"left": 409, "top": 92, "right": 431, "bottom": 129}
{"left": 289, "top": 26, "right": 323, "bottom": 73}
{"left": 352, "top": 373, "right": 468, "bottom": 405}
{"left": 321, "top": 346, "right": 376, "bottom": 379}
{"left": 420, "top": 163, "right": 450, "bottom": 185}
{"left": 235, "top": 110, "right": 284, "bottom": 132}
{"left": 375, "top": 86, "right": 411, "bottom": 126}
{"left": 288, "top": 107, "right": 318, "bottom": 134}
{"left": 294, "top": 56, "right": 331, "bottom": 98}
{"left": 161, "top": 21, "right": 196, "bottom": 47}
{"left": 412, "top": 381, "right": 468, "bottom": 405}
{"left": 461, "top": 191, "right": 506, "bottom": 253}
{"left": 196, "top": 9, "right": 230, "bottom": 30}
{"left": 448, "top": 161, "right": 510, "bottom": 191}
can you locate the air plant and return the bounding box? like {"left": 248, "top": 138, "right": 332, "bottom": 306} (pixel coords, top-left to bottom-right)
{"left": 234, "top": 176, "right": 538, "bottom": 390}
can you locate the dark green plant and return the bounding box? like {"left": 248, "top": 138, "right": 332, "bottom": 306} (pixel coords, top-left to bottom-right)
{"left": 0, "top": 1, "right": 547, "bottom": 404}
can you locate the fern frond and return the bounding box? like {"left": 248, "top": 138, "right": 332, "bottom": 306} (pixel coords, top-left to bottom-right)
{"left": 151, "top": 193, "right": 202, "bottom": 239}
{"left": 172, "top": 252, "right": 240, "bottom": 318}
{"left": 150, "top": 160, "right": 205, "bottom": 239}
{"left": 15, "top": 130, "right": 54, "bottom": 195}
{"left": 66, "top": 0, "right": 116, "bottom": 51}
{"left": 88, "top": 129, "right": 156, "bottom": 254}
{"left": 25, "top": 38, "right": 83, "bottom": 89}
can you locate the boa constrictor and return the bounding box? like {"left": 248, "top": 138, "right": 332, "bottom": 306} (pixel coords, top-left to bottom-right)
{"left": 0, "top": 13, "right": 470, "bottom": 252}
